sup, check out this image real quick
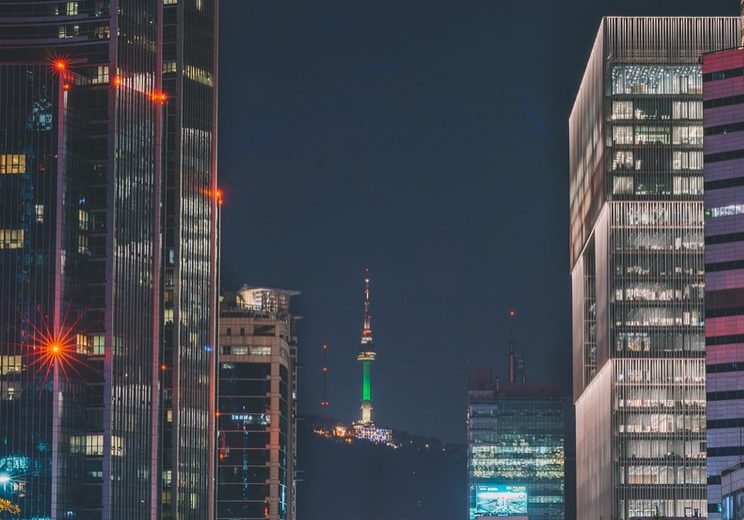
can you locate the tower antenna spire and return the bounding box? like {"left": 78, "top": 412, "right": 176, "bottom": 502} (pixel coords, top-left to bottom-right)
{"left": 357, "top": 268, "right": 377, "bottom": 424}
{"left": 363, "top": 268, "right": 372, "bottom": 341}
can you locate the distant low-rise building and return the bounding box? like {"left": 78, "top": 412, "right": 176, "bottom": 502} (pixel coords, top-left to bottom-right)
{"left": 467, "top": 365, "right": 567, "bottom": 520}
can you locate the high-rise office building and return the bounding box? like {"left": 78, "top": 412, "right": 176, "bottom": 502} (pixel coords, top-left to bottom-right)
{"left": 217, "top": 287, "right": 299, "bottom": 520}
{"left": 0, "top": 2, "right": 218, "bottom": 519}
{"left": 702, "top": 28, "right": 744, "bottom": 519}
{"left": 467, "top": 367, "right": 567, "bottom": 520}
{"left": 570, "top": 17, "right": 739, "bottom": 520}
{"left": 160, "top": 1, "right": 219, "bottom": 519}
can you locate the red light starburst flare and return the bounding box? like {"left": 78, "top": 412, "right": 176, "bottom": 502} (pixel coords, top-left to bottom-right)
{"left": 25, "top": 311, "right": 89, "bottom": 387}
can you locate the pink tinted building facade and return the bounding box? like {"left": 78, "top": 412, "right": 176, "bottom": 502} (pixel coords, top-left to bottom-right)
{"left": 703, "top": 47, "right": 744, "bottom": 520}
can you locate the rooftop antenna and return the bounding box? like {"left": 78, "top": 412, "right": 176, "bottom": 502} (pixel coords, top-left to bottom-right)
{"left": 507, "top": 309, "right": 517, "bottom": 383}
{"left": 507, "top": 309, "right": 526, "bottom": 383}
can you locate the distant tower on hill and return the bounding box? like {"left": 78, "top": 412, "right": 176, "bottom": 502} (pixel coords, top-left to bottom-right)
{"left": 357, "top": 269, "right": 377, "bottom": 424}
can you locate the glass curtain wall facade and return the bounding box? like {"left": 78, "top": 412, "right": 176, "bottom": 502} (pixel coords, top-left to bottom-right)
{"left": 217, "top": 288, "right": 299, "bottom": 520}
{"left": 0, "top": 2, "right": 161, "bottom": 519}
{"left": 467, "top": 372, "right": 566, "bottom": 520}
{"left": 0, "top": 2, "right": 218, "bottom": 519}
{"left": 160, "top": 1, "right": 218, "bottom": 519}
{"left": 569, "top": 17, "right": 740, "bottom": 520}
{"left": 702, "top": 47, "right": 744, "bottom": 520}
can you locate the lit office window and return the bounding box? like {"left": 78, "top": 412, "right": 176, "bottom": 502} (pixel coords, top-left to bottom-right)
{"left": 672, "top": 101, "right": 703, "bottom": 119}
{"left": 635, "top": 126, "right": 670, "bottom": 145}
{"left": 0, "top": 230, "right": 24, "bottom": 249}
{"left": 612, "top": 101, "right": 633, "bottom": 120}
{"left": 613, "top": 126, "right": 633, "bottom": 145}
{"left": 672, "top": 126, "right": 703, "bottom": 145}
{"left": 0, "top": 154, "right": 26, "bottom": 174}
{"left": 673, "top": 176, "right": 703, "bottom": 195}
{"left": 613, "top": 177, "right": 634, "bottom": 195}
{"left": 0, "top": 356, "right": 22, "bottom": 375}
{"left": 672, "top": 151, "right": 703, "bottom": 170}
{"left": 612, "top": 151, "right": 635, "bottom": 171}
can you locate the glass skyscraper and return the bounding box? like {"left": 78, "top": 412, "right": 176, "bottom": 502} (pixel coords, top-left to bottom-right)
{"left": 702, "top": 44, "right": 744, "bottom": 520}
{"left": 217, "top": 287, "right": 299, "bottom": 520}
{"left": 0, "top": 2, "right": 218, "bottom": 519}
{"left": 570, "top": 17, "right": 740, "bottom": 520}
{"left": 467, "top": 368, "right": 567, "bottom": 520}
{"left": 160, "top": 1, "right": 219, "bottom": 519}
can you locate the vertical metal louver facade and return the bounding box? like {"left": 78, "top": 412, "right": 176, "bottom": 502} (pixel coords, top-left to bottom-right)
{"left": 570, "top": 17, "right": 741, "bottom": 520}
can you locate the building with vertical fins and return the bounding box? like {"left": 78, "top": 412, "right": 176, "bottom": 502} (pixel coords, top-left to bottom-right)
{"left": 570, "top": 17, "right": 739, "bottom": 520}
{"left": 702, "top": 7, "right": 744, "bottom": 517}
{"left": 357, "top": 270, "right": 376, "bottom": 425}
{"left": 217, "top": 287, "right": 299, "bottom": 520}
{"left": 0, "top": 2, "right": 218, "bottom": 519}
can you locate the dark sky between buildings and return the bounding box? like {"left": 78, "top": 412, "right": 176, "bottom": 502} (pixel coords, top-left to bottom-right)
{"left": 218, "top": 0, "right": 736, "bottom": 442}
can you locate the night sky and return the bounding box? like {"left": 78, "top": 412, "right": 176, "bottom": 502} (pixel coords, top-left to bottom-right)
{"left": 219, "top": 0, "right": 736, "bottom": 443}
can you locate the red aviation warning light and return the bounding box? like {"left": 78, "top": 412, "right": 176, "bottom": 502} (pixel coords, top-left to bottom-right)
{"left": 53, "top": 60, "right": 67, "bottom": 72}
{"left": 151, "top": 92, "right": 168, "bottom": 104}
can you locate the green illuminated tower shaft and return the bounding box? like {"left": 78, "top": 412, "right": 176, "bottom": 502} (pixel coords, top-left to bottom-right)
{"left": 357, "top": 271, "right": 376, "bottom": 424}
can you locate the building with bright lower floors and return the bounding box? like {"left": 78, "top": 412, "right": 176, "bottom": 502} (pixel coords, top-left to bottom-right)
{"left": 467, "top": 368, "right": 567, "bottom": 520}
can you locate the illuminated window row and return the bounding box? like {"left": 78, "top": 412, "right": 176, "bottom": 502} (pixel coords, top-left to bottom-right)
{"left": 0, "top": 154, "right": 26, "bottom": 174}
{"left": 611, "top": 65, "right": 702, "bottom": 96}
{"left": 76, "top": 335, "right": 105, "bottom": 356}
{"left": 185, "top": 65, "right": 213, "bottom": 87}
{"left": 0, "top": 230, "right": 24, "bottom": 249}
{"left": 614, "top": 282, "right": 703, "bottom": 302}
{"left": 610, "top": 101, "right": 702, "bottom": 121}
{"left": 612, "top": 126, "right": 702, "bottom": 145}
{"left": 222, "top": 345, "right": 272, "bottom": 356}
{"left": 0, "top": 355, "right": 22, "bottom": 375}
{"left": 612, "top": 202, "right": 703, "bottom": 227}
{"left": 70, "top": 434, "right": 124, "bottom": 456}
